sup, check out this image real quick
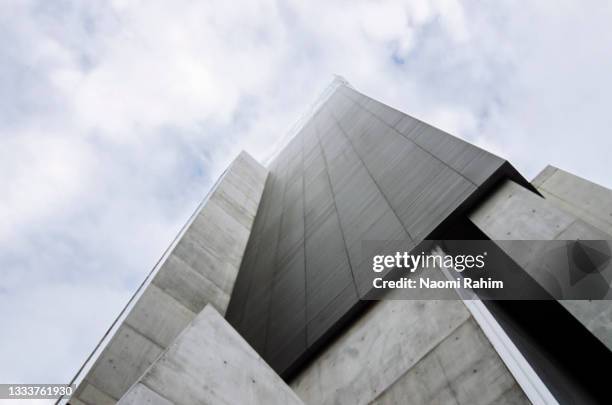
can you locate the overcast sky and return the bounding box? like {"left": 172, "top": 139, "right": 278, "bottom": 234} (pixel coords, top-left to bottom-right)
{"left": 1, "top": 0, "right": 612, "bottom": 390}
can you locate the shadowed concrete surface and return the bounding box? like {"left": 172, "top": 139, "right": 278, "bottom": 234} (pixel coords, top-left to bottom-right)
{"left": 470, "top": 171, "right": 612, "bottom": 351}
{"left": 117, "top": 306, "right": 303, "bottom": 405}
{"left": 70, "top": 152, "right": 267, "bottom": 404}
{"left": 469, "top": 169, "right": 612, "bottom": 404}
{"left": 291, "top": 300, "right": 528, "bottom": 405}
{"left": 534, "top": 168, "right": 612, "bottom": 352}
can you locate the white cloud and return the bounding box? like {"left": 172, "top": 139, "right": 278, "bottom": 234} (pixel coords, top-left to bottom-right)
{"left": 0, "top": 0, "right": 611, "bottom": 386}
{"left": 0, "top": 133, "right": 93, "bottom": 242}
{"left": 0, "top": 282, "right": 131, "bottom": 382}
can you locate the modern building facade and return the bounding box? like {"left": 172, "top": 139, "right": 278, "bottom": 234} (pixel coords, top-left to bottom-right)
{"left": 66, "top": 79, "right": 612, "bottom": 405}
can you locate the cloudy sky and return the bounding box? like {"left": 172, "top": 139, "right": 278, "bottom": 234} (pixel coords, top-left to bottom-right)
{"left": 1, "top": 0, "right": 612, "bottom": 390}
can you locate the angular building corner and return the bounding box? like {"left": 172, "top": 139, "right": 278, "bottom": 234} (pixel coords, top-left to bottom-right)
{"left": 67, "top": 151, "right": 271, "bottom": 404}
{"left": 65, "top": 80, "right": 612, "bottom": 405}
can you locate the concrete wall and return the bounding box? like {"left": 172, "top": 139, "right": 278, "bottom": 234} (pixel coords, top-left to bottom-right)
{"left": 290, "top": 299, "right": 528, "bottom": 405}
{"left": 70, "top": 152, "right": 267, "bottom": 404}
{"left": 532, "top": 165, "right": 612, "bottom": 236}
{"left": 469, "top": 177, "right": 612, "bottom": 351}
{"left": 118, "top": 306, "right": 303, "bottom": 405}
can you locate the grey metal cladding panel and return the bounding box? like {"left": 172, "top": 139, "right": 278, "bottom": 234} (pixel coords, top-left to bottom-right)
{"left": 303, "top": 138, "right": 319, "bottom": 164}
{"left": 412, "top": 126, "right": 504, "bottom": 185}
{"left": 305, "top": 212, "right": 354, "bottom": 318}
{"left": 306, "top": 263, "right": 353, "bottom": 325}
{"left": 413, "top": 126, "right": 480, "bottom": 169}
{"left": 285, "top": 163, "right": 302, "bottom": 193}
{"left": 267, "top": 256, "right": 306, "bottom": 354}
{"left": 332, "top": 99, "right": 479, "bottom": 241}
{"left": 301, "top": 122, "right": 319, "bottom": 152}
{"left": 336, "top": 121, "right": 416, "bottom": 187}
{"left": 341, "top": 198, "right": 408, "bottom": 256}
{"left": 315, "top": 117, "right": 412, "bottom": 295}
{"left": 317, "top": 122, "right": 409, "bottom": 249}
{"left": 318, "top": 131, "right": 350, "bottom": 165}
{"left": 279, "top": 131, "right": 302, "bottom": 164}
{"left": 238, "top": 290, "right": 274, "bottom": 350}
{"left": 374, "top": 146, "right": 447, "bottom": 217}
{"left": 350, "top": 216, "right": 414, "bottom": 297}
{"left": 357, "top": 95, "right": 405, "bottom": 127}
{"left": 359, "top": 132, "right": 431, "bottom": 190}
{"left": 394, "top": 114, "right": 423, "bottom": 138}
{"left": 284, "top": 142, "right": 303, "bottom": 182}
{"left": 460, "top": 149, "right": 506, "bottom": 186}
{"left": 303, "top": 151, "right": 335, "bottom": 238}
{"left": 266, "top": 316, "right": 305, "bottom": 361}
{"left": 236, "top": 258, "right": 272, "bottom": 352}
{"left": 268, "top": 327, "right": 307, "bottom": 373}
{"left": 303, "top": 142, "right": 325, "bottom": 176}
{"left": 338, "top": 84, "right": 360, "bottom": 102}
{"left": 274, "top": 171, "right": 304, "bottom": 275}
{"left": 375, "top": 148, "right": 468, "bottom": 230}
{"left": 238, "top": 276, "right": 273, "bottom": 333}
{"left": 276, "top": 198, "right": 304, "bottom": 268}
{"left": 400, "top": 167, "right": 476, "bottom": 240}
{"left": 325, "top": 89, "right": 355, "bottom": 120}
{"left": 303, "top": 159, "right": 329, "bottom": 198}
{"left": 304, "top": 144, "right": 330, "bottom": 181}
{"left": 304, "top": 214, "right": 346, "bottom": 290}
{"left": 330, "top": 163, "right": 385, "bottom": 234}
{"left": 307, "top": 283, "right": 358, "bottom": 346}
{"left": 333, "top": 101, "right": 380, "bottom": 144}
{"left": 273, "top": 247, "right": 305, "bottom": 295}
{"left": 322, "top": 142, "right": 363, "bottom": 191}
{"left": 240, "top": 321, "right": 268, "bottom": 354}
{"left": 302, "top": 133, "right": 358, "bottom": 349}
{"left": 343, "top": 85, "right": 506, "bottom": 183}
{"left": 349, "top": 124, "right": 405, "bottom": 167}
{"left": 331, "top": 99, "right": 363, "bottom": 132}
{"left": 314, "top": 113, "right": 338, "bottom": 145}
{"left": 338, "top": 124, "right": 425, "bottom": 218}
{"left": 341, "top": 85, "right": 405, "bottom": 127}
{"left": 304, "top": 189, "right": 335, "bottom": 241}
{"left": 227, "top": 83, "right": 524, "bottom": 378}
{"left": 282, "top": 172, "right": 302, "bottom": 207}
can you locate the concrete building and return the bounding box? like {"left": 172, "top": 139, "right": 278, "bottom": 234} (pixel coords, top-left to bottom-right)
{"left": 65, "top": 79, "right": 612, "bottom": 405}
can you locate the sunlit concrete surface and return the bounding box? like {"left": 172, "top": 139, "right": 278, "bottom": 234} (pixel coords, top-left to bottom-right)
{"left": 70, "top": 152, "right": 267, "bottom": 404}
{"left": 118, "top": 306, "right": 303, "bottom": 405}
{"left": 291, "top": 299, "right": 528, "bottom": 405}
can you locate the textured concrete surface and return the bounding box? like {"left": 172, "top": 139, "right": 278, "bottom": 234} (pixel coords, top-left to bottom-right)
{"left": 532, "top": 165, "right": 612, "bottom": 236}
{"left": 71, "top": 152, "right": 267, "bottom": 404}
{"left": 290, "top": 300, "right": 528, "bottom": 405}
{"left": 118, "top": 306, "right": 303, "bottom": 405}
{"left": 372, "top": 319, "right": 527, "bottom": 405}
{"left": 470, "top": 177, "right": 612, "bottom": 351}
{"left": 118, "top": 384, "right": 172, "bottom": 405}
{"left": 533, "top": 167, "right": 612, "bottom": 354}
